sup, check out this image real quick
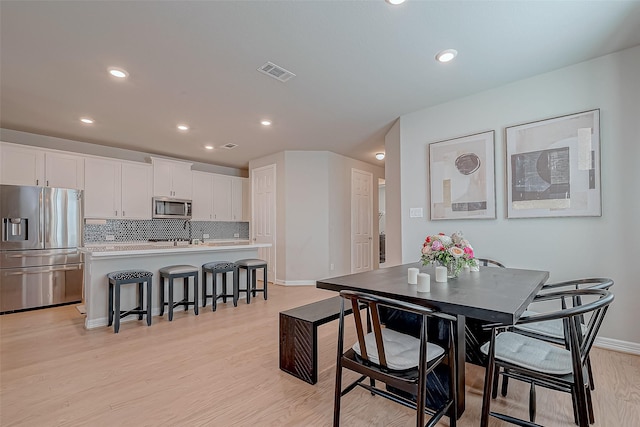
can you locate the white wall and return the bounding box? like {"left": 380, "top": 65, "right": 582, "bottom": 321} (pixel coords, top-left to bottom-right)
{"left": 389, "top": 45, "right": 640, "bottom": 346}
{"left": 384, "top": 119, "right": 403, "bottom": 267}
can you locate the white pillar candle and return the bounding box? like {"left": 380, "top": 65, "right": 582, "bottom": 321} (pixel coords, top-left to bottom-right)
{"left": 408, "top": 267, "right": 419, "bottom": 284}
{"left": 435, "top": 266, "right": 448, "bottom": 283}
{"left": 417, "top": 273, "right": 431, "bottom": 292}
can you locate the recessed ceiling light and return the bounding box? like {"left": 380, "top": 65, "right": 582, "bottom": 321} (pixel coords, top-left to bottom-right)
{"left": 375, "top": 153, "right": 385, "bottom": 160}
{"left": 435, "top": 49, "right": 458, "bottom": 63}
{"left": 204, "top": 145, "right": 214, "bottom": 150}
{"left": 177, "top": 124, "right": 189, "bottom": 131}
{"left": 385, "top": 0, "right": 406, "bottom": 5}
{"left": 80, "top": 117, "right": 94, "bottom": 124}
{"left": 261, "top": 120, "right": 272, "bottom": 126}
{"left": 108, "top": 67, "right": 128, "bottom": 79}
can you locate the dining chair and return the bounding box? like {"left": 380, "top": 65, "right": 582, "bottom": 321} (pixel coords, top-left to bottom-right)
{"left": 497, "top": 278, "right": 614, "bottom": 402}
{"left": 480, "top": 288, "right": 614, "bottom": 427}
{"left": 476, "top": 258, "right": 505, "bottom": 268}
{"left": 333, "top": 290, "right": 457, "bottom": 427}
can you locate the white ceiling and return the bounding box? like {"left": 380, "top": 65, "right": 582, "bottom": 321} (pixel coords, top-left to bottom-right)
{"left": 2, "top": 1, "right": 640, "bottom": 170}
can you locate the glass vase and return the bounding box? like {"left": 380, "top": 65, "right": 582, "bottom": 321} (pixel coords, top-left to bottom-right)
{"left": 445, "top": 261, "right": 460, "bottom": 279}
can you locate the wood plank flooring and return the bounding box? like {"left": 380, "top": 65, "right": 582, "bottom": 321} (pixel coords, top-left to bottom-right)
{"left": 1, "top": 284, "right": 639, "bottom": 426}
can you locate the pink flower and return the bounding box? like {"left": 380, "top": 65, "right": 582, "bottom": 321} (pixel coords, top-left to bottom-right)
{"left": 431, "top": 240, "right": 444, "bottom": 251}
{"left": 464, "top": 246, "right": 474, "bottom": 258}
{"left": 422, "top": 246, "right": 430, "bottom": 254}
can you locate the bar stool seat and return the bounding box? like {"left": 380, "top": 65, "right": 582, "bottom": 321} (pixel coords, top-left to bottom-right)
{"left": 107, "top": 269, "right": 153, "bottom": 333}
{"left": 159, "top": 264, "right": 199, "bottom": 321}
{"left": 235, "top": 258, "right": 268, "bottom": 304}
{"left": 202, "top": 261, "right": 238, "bottom": 311}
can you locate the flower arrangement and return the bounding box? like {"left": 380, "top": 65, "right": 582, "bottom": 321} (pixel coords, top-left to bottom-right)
{"left": 420, "top": 231, "right": 476, "bottom": 278}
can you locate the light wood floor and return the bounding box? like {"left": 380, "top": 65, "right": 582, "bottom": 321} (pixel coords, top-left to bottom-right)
{"left": 1, "top": 284, "right": 639, "bottom": 426}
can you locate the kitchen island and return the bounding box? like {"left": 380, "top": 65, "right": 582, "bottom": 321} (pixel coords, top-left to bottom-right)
{"left": 81, "top": 241, "right": 271, "bottom": 329}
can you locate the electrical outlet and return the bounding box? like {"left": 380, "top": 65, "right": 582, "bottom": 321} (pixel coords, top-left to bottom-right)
{"left": 330, "top": 263, "right": 335, "bottom": 271}
{"left": 203, "top": 234, "right": 209, "bottom": 238}
{"left": 105, "top": 235, "right": 115, "bottom": 241}
{"left": 233, "top": 233, "right": 240, "bottom": 238}
{"left": 410, "top": 208, "right": 423, "bottom": 218}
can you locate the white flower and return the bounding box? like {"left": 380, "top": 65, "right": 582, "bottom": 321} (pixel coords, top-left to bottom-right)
{"left": 449, "top": 246, "right": 465, "bottom": 258}
{"left": 438, "top": 235, "right": 452, "bottom": 246}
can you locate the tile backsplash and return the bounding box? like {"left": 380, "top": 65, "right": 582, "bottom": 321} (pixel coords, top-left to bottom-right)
{"left": 84, "top": 219, "right": 249, "bottom": 244}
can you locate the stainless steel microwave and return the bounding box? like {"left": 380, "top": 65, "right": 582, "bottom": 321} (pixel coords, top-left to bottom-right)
{"left": 152, "top": 197, "right": 192, "bottom": 219}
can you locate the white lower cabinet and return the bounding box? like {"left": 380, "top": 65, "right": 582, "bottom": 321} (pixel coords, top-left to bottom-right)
{"left": 84, "top": 158, "right": 151, "bottom": 219}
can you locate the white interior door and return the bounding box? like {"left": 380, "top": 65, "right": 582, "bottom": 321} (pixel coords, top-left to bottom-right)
{"left": 252, "top": 164, "right": 276, "bottom": 284}
{"left": 351, "top": 169, "right": 373, "bottom": 273}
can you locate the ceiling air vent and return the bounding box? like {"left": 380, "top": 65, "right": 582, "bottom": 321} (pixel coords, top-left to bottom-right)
{"left": 222, "top": 143, "right": 238, "bottom": 149}
{"left": 257, "top": 61, "right": 296, "bottom": 82}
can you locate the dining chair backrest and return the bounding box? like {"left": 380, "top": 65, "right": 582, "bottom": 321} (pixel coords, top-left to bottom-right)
{"left": 476, "top": 258, "right": 505, "bottom": 268}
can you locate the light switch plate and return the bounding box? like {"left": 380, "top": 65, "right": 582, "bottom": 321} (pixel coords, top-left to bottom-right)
{"left": 410, "top": 208, "right": 423, "bottom": 218}
{"left": 233, "top": 233, "right": 240, "bottom": 238}
{"left": 105, "top": 234, "right": 115, "bottom": 241}
{"left": 203, "top": 234, "right": 210, "bottom": 238}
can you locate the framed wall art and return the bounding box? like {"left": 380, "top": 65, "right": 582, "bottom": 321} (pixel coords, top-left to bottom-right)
{"left": 505, "top": 109, "right": 601, "bottom": 218}
{"left": 428, "top": 130, "right": 496, "bottom": 220}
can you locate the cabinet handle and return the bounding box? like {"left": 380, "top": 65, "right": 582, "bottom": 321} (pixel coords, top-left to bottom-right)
{"left": 122, "top": 211, "right": 125, "bottom": 217}
{"left": 46, "top": 180, "right": 49, "bottom": 186}
{"left": 36, "top": 179, "right": 39, "bottom": 185}
{"left": 115, "top": 210, "right": 118, "bottom": 216}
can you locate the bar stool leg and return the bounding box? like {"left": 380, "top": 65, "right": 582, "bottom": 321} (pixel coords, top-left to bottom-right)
{"left": 146, "top": 277, "right": 152, "bottom": 326}
{"left": 183, "top": 277, "right": 188, "bottom": 312}
{"left": 212, "top": 271, "right": 218, "bottom": 312}
{"left": 246, "top": 269, "right": 251, "bottom": 304}
{"left": 160, "top": 276, "right": 165, "bottom": 317}
{"left": 193, "top": 274, "right": 199, "bottom": 315}
{"left": 108, "top": 281, "right": 114, "bottom": 327}
{"left": 222, "top": 273, "right": 228, "bottom": 303}
{"left": 251, "top": 268, "right": 257, "bottom": 297}
{"left": 168, "top": 277, "right": 174, "bottom": 321}
{"left": 137, "top": 281, "right": 143, "bottom": 320}
{"left": 263, "top": 266, "right": 268, "bottom": 300}
{"left": 114, "top": 283, "right": 121, "bottom": 333}
{"left": 202, "top": 269, "right": 208, "bottom": 308}
{"left": 233, "top": 268, "right": 239, "bottom": 307}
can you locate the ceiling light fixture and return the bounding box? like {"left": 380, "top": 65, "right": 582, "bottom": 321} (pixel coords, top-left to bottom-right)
{"left": 435, "top": 49, "right": 458, "bottom": 63}
{"left": 108, "top": 67, "right": 128, "bottom": 79}
{"left": 80, "top": 117, "right": 94, "bottom": 124}
{"left": 375, "top": 152, "right": 385, "bottom": 160}
{"left": 385, "top": 0, "right": 406, "bottom": 5}
{"left": 204, "top": 145, "right": 214, "bottom": 150}
{"left": 261, "top": 120, "right": 272, "bottom": 126}
{"left": 177, "top": 124, "right": 189, "bottom": 131}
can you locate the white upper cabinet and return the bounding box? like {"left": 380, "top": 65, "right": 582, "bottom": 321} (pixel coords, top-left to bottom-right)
{"left": 191, "top": 171, "right": 214, "bottom": 220}
{"left": 0, "top": 142, "right": 84, "bottom": 189}
{"left": 84, "top": 157, "right": 151, "bottom": 219}
{"left": 231, "top": 177, "right": 245, "bottom": 221}
{"left": 212, "top": 174, "right": 233, "bottom": 221}
{"left": 151, "top": 157, "right": 192, "bottom": 199}
{"left": 120, "top": 162, "right": 152, "bottom": 219}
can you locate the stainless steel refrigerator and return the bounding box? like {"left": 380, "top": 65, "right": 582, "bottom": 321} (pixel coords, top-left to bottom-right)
{"left": 0, "top": 185, "right": 84, "bottom": 313}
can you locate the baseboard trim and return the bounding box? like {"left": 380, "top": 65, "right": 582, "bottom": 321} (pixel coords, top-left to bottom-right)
{"left": 594, "top": 336, "right": 640, "bottom": 355}
{"left": 274, "top": 279, "right": 315, "bottom": 286}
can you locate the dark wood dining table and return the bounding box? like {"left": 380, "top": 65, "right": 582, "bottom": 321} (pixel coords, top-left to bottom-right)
{"left": 316, "top": 262, "right": 549, "bottom": 416}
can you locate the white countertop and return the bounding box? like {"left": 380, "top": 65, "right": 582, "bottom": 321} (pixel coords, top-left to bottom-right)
{"left": 81, "top": 240, "right": 269, "bottom": 257}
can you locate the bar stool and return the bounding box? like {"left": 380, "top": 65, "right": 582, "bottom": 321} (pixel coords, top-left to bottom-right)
{"left": 202, "top": 261, "right": 239, "bottom": 311}
{"left": 159, "top": 265, "right": 199, "bottom": 321}
{"left": 107, "top": 270, "right": 153, "bottom": 333}
{"left": 235, "top": 258, "right": 268, "bottom": 304}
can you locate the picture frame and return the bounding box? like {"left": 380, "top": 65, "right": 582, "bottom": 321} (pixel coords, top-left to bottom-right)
{"left": 505, "top": 109, "right": 601, "bottom": 218}
{"left": 428, "top": 130, "right": 496, "bottom": 220}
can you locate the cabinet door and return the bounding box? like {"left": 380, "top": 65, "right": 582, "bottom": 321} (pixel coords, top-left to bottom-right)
{"left": 152, "top": 159, "right": 174, "bottom": 197}
{"left": 45, "top": 152, "right": 84, "bottom": 189}
{"left": 242, "top": 177, "right": 250, "bottom": 221}
{"left": 121, "top": 163, "right": 151, "bottom": 219}
{"left": 84, "top": 158, "right": 120, "bottom": 218}
{"left": 231, "top": 177, "right": 243, "bottom": 221}
{"left": 0, "top": 143, "right": 44, "bottom": 186}
{"left": 171, "top": 163, "right": 193, "bottom": 199}
{"left": 192, "top": 172, "right": 214, "bottom": 220}
{"left": 212, "top": 174, "right": 232, "bottom": 221}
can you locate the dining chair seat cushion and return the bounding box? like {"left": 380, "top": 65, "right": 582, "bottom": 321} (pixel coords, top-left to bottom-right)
{"left": 515, "top": 310, "right": 587, "bottom": 340}
{"left": 480, "top": 331, "right": 572, "bottom": 375}
{"left": 352, "top": 328, "right": 445, "bottom": 371}
{"left": 159, "top": 265, "right": 198, "bottom": 275}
